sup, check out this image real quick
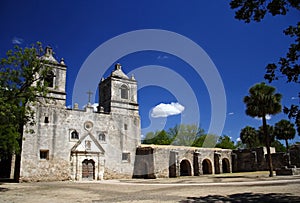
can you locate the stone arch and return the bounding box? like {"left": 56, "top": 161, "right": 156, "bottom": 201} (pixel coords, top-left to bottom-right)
{"left": 222, "top": 158, "right": 230, "bottom": 173}
{"left": 44, "top": 70, "right": 55, "bottom": 88}
{"left": 180, "top": 159, "right": 192, "bottom": 176}
{"left": 82, "top": 159, "right": 95, "bottom": 180}
{"left": 202, "top": 159, "right": 213, "bottom": 174}
{"left": 120, "top": 84, "right": 129, "bottom": 99}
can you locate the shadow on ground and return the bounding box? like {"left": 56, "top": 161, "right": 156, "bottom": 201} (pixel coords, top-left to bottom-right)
{"left": 180, "top": 192, "right": 300, "bottom": 203}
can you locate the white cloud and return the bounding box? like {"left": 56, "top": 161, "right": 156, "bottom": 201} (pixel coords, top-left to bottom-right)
{"left": 291, "top": 97, "right": 298, "bottom": 100}
{"left": 228, "top": 112, "right": 234, "bottom": 115}
{"left": 255, "top": 114, "right": 271, "bottom": 120}
{"left": 12, "top": 37, "right": 24, "bottom": 45}
{"left": 236, "top": 137, "right": 241, "bottom": 142}
{"left": 151, "top": 102, "right": 185, "bottom": 118}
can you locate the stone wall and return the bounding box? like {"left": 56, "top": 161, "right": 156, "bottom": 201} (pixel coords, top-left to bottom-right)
{"left": 232, "top": 148, "right": 269, "bottom": 172}
{"left": 133, "top": 145, "right": 232, "bottom": 179}
{"left": 20, "top": 159, "right": 70, "bottom": 182}
{"left": 290, "top": 144, "right": 300, "bottom": 167}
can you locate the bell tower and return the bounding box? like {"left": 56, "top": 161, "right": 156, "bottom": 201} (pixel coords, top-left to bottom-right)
{"left": 99, "top": 63, "right": 138, "bottom": 115}
{"left": 40, "top": 47, "right": 67, "bottom": 106}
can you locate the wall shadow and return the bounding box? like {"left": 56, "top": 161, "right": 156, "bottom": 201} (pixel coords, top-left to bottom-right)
{"left": 180, "top": 192, "right": 300, "bottom": 203}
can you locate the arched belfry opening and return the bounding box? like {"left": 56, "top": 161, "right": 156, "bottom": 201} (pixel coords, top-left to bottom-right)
{"left": 202, "top": 159, "right": 212, "bottom": 174}
{"left": 44, "top": 71, "right": 55, "bottom": 88}
{"left": 120, "top": 84, "right": 129, "bottom": 99}
{"left": 180, "top": 159, "right": 192, "bottom": 176}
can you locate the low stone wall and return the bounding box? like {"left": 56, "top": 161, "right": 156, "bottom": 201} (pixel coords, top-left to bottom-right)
{"left": 20, "top": 159, "right": 71, "bottom": 182}
{"left": 103, "top": 167, "right": 132, "bottom": 179}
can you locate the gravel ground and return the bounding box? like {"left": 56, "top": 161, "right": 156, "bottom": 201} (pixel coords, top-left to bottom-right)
{"left": 1, "top": 172, "right": 300, "bottom": 203}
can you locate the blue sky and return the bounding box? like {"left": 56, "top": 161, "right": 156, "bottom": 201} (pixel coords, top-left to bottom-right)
{"left": 1, "top": 1, "right": 299, "bottom": 144}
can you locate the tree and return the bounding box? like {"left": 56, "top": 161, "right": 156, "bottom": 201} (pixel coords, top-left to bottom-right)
{"left": 240, "top": 126, "right": 260, "bottom": 149}
{"left": 230, "top": 0, "right": 300, "bottom": 135}
{"left": 0, "top": 43, "right": 52, "bottom": 179}
{"left": 271, "top": 140, "right": 286, "bottom": 153}
{"left": 274, "top": 119, "right": 296, "bottom": 151}
{"left": 257, "top": 125, "right": 275, "bottom": 145}
{"left": 216, "top": 135, "right": 236, "bottom": 149}
{"left": 171, "top": 124, "right": 205, "bottom": 146}
{"left": 142, "top": 130, "right": 172, "bottom": 145}
{"left": 244, "top": 82, "right": 282, "bottom": 177}
{"left": 192, "top": 134, "right": 218, "bottom": 148}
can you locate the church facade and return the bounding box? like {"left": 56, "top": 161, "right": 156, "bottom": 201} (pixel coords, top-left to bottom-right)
{"left": 20, "top": 47, "right": 141, "bottom": 181}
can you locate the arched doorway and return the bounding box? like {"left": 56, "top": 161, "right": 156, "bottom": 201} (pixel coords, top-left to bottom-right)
{"left": 202, "top": 159, "right": 212, "bottom": 174}
{"left": 82, "top": 159, "right": 95, "bottom": 180}
{"left": 180, "top": 159, "right": 192, "bottom": 176}
{"left": 222, "top": 158, "right": 230, "bottom": 173}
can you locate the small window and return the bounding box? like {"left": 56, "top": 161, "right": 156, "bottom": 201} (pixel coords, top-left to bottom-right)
{"left": 44, "top": 71, "right": 55, "bottom": 88}
{"left": 98, "top": 133, "right": 106, "bottom": 142}
{"left": 122, "top": 152, "right": 130, "bottom": 162}
{"left": 120, "top": 85, "right": 128, "bottom": 99}
{"left": 85, "top": 140, "right": 91, "bottom": 150}
{"left": 71, "top": 130, "right": 79, "bottom": 139}
{"left": 40, "top": 150, "right": 49, "bottom": 160}
{"left": 124, "top": 124, "right": 128, "bottom": 130}
{"left": 44, "top": 116, "right": 49, "bottom": 123}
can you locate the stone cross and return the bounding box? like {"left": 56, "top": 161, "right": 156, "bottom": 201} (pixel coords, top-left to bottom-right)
{"left": 87, "top": 90, "right": 93, "bottom": 104}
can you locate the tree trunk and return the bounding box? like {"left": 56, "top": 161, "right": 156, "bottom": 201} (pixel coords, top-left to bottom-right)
{"left": 262, "top": 115, "right": 273, "bottom": 177}
{"left": 285, "top": 139, "right": 289, "bottom": 152}
{"left": 14, "top": 120, "right": 24, "bottom": 182}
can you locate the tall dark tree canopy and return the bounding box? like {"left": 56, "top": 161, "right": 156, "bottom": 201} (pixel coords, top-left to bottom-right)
{"left": 274, "top": 119, "right": 296, "bottom": 151}
{"left": 240, "top": 126, "right": 260, "bottom": 149}
{"left": 230, "top": 0, "right": 300, "bottom": 136}
{"left": 0, "top": 43, "right": 52, "bottom": 158}
{"left": 243, "top": 82, "right": 282, "bottom": 177}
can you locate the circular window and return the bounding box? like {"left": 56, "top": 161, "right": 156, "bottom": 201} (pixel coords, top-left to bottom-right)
{"left": 84, "top": 121, "right": 93, "bottom": 131}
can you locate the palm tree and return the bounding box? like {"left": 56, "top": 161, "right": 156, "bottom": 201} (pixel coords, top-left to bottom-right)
{"left": 243, "top": 82, "right": 282, "bottom": 177}
{"left": 240, "top": 126, "right": 259, "bottom": 149}
{"left": 257, "top": 125, "right": 275, "bottom": 146}
{"left": 274, "top": 119, "right": 296, "bottom": 151}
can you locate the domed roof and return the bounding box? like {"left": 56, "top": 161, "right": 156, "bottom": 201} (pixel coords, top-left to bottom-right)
{"left": 40, "top": 47, "right": 58, "bottom": 64}
{"left": 111, "top": 63, "right": 129, "bottom": 79}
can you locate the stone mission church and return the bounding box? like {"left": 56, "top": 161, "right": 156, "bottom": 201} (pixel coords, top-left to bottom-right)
{"left": 9, "top": 47, "right": 239, "bottom": 182}
{"left": 2, "top": 47, "right": 299, "bottom": 181}
{"left": 20, "top": 47, "right": 141, "bottom": 181}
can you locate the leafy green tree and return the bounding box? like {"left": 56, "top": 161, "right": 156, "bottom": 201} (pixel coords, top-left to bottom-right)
{"left": 142, "top": 130, "right": 172, "bottom": 145}
{"left": 192, "top": 134, "right": 218, "bottom": 148}
{"left": 0, "top": 43, "right": 52, "bottom": 180}
{"left": 244, "top": 82, "right": 282, "bottom": 177}
{"left": 171, "top": 124, "right": 205, "bottom": 146}
{"left": 216, "top": 135, "right": 236, "bottom": 149}
{"left": 271, "top": 140, "right": 286, "bottom": 153}
{"left": 240, "top": 126, "right": 260, "bottom": 149}
{"left": 274, "top": 119, "right": 296, "bottom": 151}
{"left": 230, "top": 0, "right": 300, "bottom": 136}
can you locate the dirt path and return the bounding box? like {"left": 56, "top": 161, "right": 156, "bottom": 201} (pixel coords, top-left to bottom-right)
{"left": 1, "top": 172, "right": 300, "bottom": 203}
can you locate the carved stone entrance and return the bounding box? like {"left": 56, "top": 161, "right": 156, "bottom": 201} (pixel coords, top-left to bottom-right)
{"left": 82, "top": 159, "right": 95, "bottom": 180}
